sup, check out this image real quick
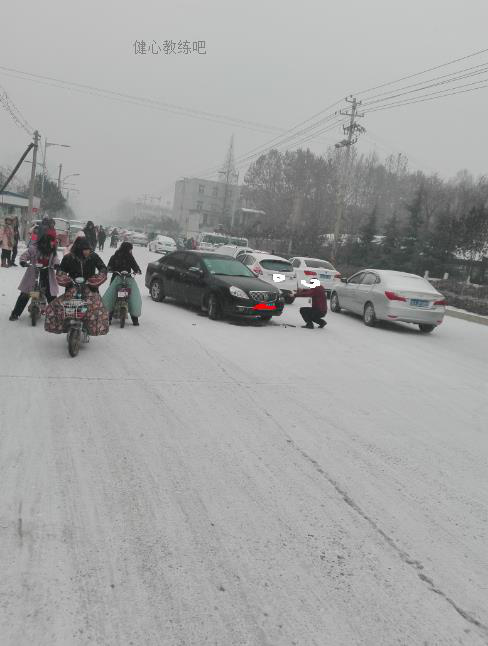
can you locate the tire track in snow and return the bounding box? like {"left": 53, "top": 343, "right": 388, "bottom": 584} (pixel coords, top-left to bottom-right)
{"left": 195, "top": 340, "right": 488, "bottom": 641}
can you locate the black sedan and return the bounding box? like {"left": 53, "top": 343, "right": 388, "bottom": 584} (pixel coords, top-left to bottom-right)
{"left": 145, "top": 251, "right": 285, "bottom": 321}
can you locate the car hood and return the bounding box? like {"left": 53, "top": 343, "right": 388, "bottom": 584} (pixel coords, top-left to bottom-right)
{"left": 211, "top": 274, "right": 280, "bottom": 294}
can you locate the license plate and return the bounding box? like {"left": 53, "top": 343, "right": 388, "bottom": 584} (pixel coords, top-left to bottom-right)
{"left": 410, "top": 299, "right": 429, "bottom": 307}
{"left": 320, "top": 273, "right": 331, "bottom": 279}
{"left": 118, "top": 290, "right": 129, "bottom": 297}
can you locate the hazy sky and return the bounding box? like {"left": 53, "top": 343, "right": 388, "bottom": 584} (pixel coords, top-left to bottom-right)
{"left": 1, "top": 0, "right": 487, "bottom": 220}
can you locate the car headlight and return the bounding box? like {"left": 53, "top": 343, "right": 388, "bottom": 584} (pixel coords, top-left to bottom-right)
{"left": 229, "top": 286, "right": 249, "bottom": 299}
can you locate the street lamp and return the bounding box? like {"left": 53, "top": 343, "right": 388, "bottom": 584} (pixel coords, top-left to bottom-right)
{"left": 60, "top": 172, "right": 80, "bottom": 190}
{"left": 41, "top": 139, "right": 70, "bottom": 197}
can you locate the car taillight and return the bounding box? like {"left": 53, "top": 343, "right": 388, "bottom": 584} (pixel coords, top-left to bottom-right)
{"left": 434, "top": 298, "right": 448, "bottom": 306}
{"left": 253, "top": 265, "right": 263, "bottom": 275}
{"left": 304, "top": 270, "right": 317, "bottom": 276}
{"left": 384, "top": 291, "right": 407, "bottom": 302}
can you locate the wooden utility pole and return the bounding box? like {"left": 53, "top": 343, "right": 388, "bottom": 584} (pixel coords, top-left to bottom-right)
{"left": 332, "top": 97, "right": 364, "bottom": 262}
{"left": 27, "top": 130, "right": 40, "bottom": 237}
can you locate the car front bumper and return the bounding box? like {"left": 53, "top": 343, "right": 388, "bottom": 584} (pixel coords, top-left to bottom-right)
{"left": 223, "top": 297, "right": 284, "bottom": 318}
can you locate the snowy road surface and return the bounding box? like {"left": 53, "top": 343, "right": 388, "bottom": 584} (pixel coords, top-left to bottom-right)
{"left": 1, "top": 246, "right": 487, "bottom": 646}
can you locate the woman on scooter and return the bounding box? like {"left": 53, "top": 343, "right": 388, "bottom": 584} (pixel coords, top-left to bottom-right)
{"left": 9, "top": 234, "right": 59, "bottom": 321}
{"left": 44, "top": 238, "right": 110, "bottom": 336}
{"left": 102, "top": 241, "right": 142, "bottom": 325}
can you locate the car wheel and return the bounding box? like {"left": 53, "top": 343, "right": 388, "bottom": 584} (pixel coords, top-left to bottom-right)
{"left": 363, "top": 302, "right": 377, "bottom": 327}
{"left": 150, "top": 279, "right": 165, "bottom": 302}
{"left": 419, "top": 324, "right": 435, "bottom": 333}
{"left": 330, "top": 292, "right": 341, "bottom": 313}
{"left": 208, "top": 293, "right": 223, "bottom": 320}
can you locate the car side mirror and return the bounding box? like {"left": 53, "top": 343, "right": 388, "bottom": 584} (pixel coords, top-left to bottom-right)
{"left": 341, "top": 277, "right": 348, "bottom": 283}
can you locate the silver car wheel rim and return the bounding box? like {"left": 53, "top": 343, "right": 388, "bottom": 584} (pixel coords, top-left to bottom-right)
{"left": 365, "top": 305, "right": 373, "bottom": 322}
{"left": 152, "top": 283, "right": 160, "bottom": 298}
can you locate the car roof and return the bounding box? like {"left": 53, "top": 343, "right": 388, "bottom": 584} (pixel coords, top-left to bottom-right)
{"left": 358, "top": 269, "right": 425, "bottom": 279}
{"left": 294, "top": 256, "right": 334, "bottom": 263}
{"left": 248, "top": 252, "right": 291, "bottom": 261}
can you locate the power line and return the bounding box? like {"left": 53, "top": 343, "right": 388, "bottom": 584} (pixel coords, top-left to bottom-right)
{"left": 363, "top": 82, "right": 488, "bottom": 114}
{"left": 0, "top": 84, "right": 34, "bottom": 135}
{"left": 354, "top": 45, "right": 488, "bottom": 97}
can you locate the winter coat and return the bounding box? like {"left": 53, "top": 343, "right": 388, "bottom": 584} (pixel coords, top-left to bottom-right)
{"left": 17, "top": 245, "right": 59, "bottom": 296}
{"left": 107, "top": 253, "right": 141, "bottom": 275}
{"left": 0, "top": 224, "right": 14, "bottom": 250}
{"left": 310, "top": 285, "right": 327, "bottom": 315}
{"left": 59, "top": 251, "right": 107, "bottom": 283}
{"left": 83, "top": 226, "right": 97, "bottom": 250}
{"left": 98, "top": 229, "right": 107, "bottom": 243}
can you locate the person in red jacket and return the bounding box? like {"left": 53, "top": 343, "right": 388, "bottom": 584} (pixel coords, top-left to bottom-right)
{"left": 299, "top": 282, "right": 327, "bottom": 328}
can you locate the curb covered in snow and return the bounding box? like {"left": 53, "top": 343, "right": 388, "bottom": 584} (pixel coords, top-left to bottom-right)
{"left": 446, "top": 308, "right": 488, "bottom": 326}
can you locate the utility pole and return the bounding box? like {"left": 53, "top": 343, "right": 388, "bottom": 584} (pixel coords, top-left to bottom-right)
{"left": 332, "top": 96, "right": 365, "bottom": 262}
{"left": 57, "top": 163, "right": 63, "bottom": 189}
{"left": 27, "top": 130, "right": 40, "bottom": 238}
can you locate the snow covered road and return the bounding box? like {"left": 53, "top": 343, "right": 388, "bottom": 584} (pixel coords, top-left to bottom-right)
{"left": 1, "top": 246, "right": 487, "bottom": 645}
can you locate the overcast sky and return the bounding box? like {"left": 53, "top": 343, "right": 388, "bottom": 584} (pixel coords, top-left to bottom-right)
{"left": 1, "top": 0, "right": 487, "bottom": 220}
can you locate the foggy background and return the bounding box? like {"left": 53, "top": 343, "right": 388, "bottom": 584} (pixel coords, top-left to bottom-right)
{"left": 1, "top": 0, "right": 487, "bottom": 221}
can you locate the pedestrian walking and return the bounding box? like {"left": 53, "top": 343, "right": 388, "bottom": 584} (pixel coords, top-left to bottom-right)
{"left": 98, "top": 226, "right": 107, "bottom": 251}
{"left": 10, "top": 217, "right": 20, "bottom": 266}
{"left": 0, "top": 216, "right": 15, "bottom": 267}
{"left": 110, "top": 228, "right": 119, "bottom": 248}
{"left": 83, "top": 221, "right": 97, "bottom": 250}
{"left": 299, "top": 282, "right": 327, "bottom": 329}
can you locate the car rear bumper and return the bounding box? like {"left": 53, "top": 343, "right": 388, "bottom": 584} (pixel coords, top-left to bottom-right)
{"left": 384, "top": 304, "right": 446, "bottom": 325}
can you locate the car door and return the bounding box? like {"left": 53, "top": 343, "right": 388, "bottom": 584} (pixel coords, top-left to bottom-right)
{"left": 179, "top": 254, "right": 207, "bottom": 305}
{"left": 162, "top": 252, "right": 187, "bottom": 298}
{"left": 353, "top": 272, "right": 377, "bottom": 313}
{"left": 341, "top": 272, "right": 365, "bottom": 310}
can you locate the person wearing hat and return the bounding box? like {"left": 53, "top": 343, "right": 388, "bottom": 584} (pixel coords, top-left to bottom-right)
{"left": 44, "top": 237, "right": 110, "bottom": 336}
{"left": 0, "top": 216, "right": 15, "bottom": 267}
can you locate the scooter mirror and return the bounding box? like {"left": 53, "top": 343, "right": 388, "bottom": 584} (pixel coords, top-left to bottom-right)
{"left": 75, "top": 277, "right": 85, "bottom": 284}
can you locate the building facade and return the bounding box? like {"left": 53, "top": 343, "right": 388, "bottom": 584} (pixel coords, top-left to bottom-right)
{"left": 173, "top": 177, "right": 241, "bottom": 237}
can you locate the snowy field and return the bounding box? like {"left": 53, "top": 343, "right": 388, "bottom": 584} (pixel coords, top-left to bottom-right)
{"left": 0, "top": 245, "right": 487, "bottom": 646}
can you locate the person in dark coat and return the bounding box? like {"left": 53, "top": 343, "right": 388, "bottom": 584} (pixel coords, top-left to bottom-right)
{"left": 103, "top": 242, "right": 142, "bottom": 325}
{"left": 110, "top": 228, "right": 119, "bottom": 248}
{"left": 83, "top": 221, "right": 97, "bottom": 250}
{"left": 98, "top": 226, "right": 107, "bottom": 251}
{"left": 299, "top": 282, "right": 327, "bottom": 328}
{"left": 10, "top": 217, "right": 20, "bottom": 266}
{"left": 44, "top": 238, "right": 109, "bottom": 336}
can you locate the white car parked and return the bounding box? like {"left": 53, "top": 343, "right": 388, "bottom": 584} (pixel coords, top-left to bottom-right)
{"left": 330, "top": 269, "right": 447, "bottom": 332}
{"left": 238, "top": 252, "right": 297, "bottom": 303}
{"left": 148, "top": 235, "right": 177, "bottom": 255}
{"left": 290, "top": 256, "right": 341, "bottom": 294}
{"left": 215, "top": 244, "right": 255, "bottom": 258}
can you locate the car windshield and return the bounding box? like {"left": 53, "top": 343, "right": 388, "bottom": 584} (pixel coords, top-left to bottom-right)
{"left": 202, "top": 257, "right": 255, "bottom": 277}
{"left": 260, "top": 259, "right": 293, "bottom": 272}
{"left": 305, "top": 259, "right": 334, "bottom": 270}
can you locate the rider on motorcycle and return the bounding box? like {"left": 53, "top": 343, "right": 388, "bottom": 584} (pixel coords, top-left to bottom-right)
{"left": 102, "top": 241, "right": 142, "bottom": 325}
{"left": 44, "top": 238, "right": 110, "bottom": 336}
{"left": 9, "top": 234, "right": 59, "bottom": 321}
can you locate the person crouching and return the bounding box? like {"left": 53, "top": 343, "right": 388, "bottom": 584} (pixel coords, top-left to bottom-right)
{"left": 299, "top": 281, "right": 327, "bottom": 329}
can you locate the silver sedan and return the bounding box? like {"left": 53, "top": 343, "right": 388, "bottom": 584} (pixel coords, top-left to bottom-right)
{"left": 330, "top": 269, "right": 447, "bottom": 333}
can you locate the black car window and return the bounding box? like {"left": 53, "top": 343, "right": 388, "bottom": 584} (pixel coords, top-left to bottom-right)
{"left": 202, "top": 257, "right": 255, "bottom": 277}
{"left": 361, "top": 272, "right": 377, "bottom": 286}
{"left": 348, "top": 272, "right": 365, "bottom": 284}
{"left": 179, "top": 253, "right": 202, "bottom": 270}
